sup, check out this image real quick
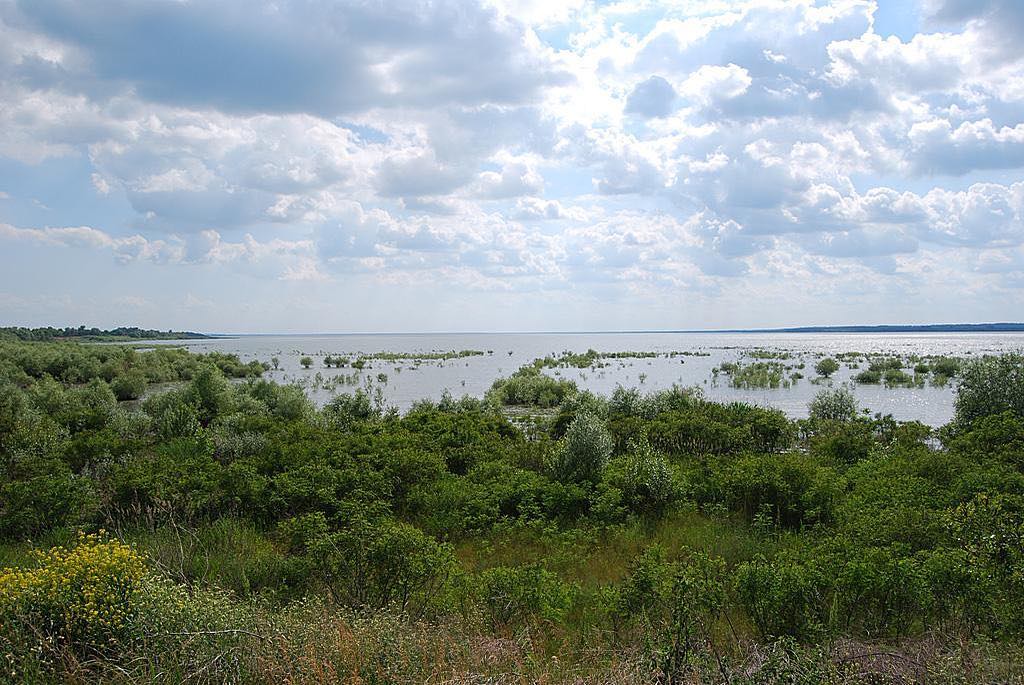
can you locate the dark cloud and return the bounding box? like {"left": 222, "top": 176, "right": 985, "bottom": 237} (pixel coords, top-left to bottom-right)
{"left": 624, "top": 76, "right": 676, "bottom": 118}
{"left": 374, "top": 152, "right": 474, "bottom": 198}
{"left": 925, "top": 0, "right": 1024, "bottom": 59}
{"left": 13, "top": 0, "right": 570, "bottom": 116}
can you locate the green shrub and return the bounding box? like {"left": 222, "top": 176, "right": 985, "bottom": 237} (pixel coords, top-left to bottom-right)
{"left": 111, "top": 369, "right": 148, "bottom": 401}
{"left": 487, "top": 366, "right": 577, "bottom": 407}
{"left": 612, "top": 436, "right": 676, "bottom": 517}
{"left": 549, "top": 411, "right": 613, "bottom": 484}
{"left": 735, "top": 556, "right": 824, "bottom": 639}
{"left": 718, "top": 451, "right": 841, "bottom": 527}
{"left": 0, "top": 452, "right": 97, "bottom": 537}
{"left": 854, "top": 369, "right": 881, "bottom": 384}
{"left": 808, "top": 386, "right": 858, "bottom": 423}
{"left": 814, "top": 358, "right": 840, "bottom": 378}
{"left": 478, "top": 564, "right": 572, "bottom": 627}
{"left": 954, "top": 353, "right": 1024, "bottom": 429}
{"left": 299, "top": 514, "right": 456, "bottom": 615}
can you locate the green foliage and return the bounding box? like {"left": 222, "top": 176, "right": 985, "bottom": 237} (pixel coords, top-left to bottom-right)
{"left": 111, "top": 368, "right": 148, "bottom": 400}
{"left": 720, "top": 361, "right": 789, "bottom": 389}
{"left": 854, "top": 369, "right": 881, "bottom": 384}
{"left": 606, "top": 436, "right": 677, "bottom": 517}
{"left": 0, "top": 325, "right": 207, "bottom": 341}
{"left": 477, "top": 564, "right": 572, "bottom": 627}
{"left": 487, "top": 365, "right": 578, "bottom": 407}
{"left": 814, "top": 357, "right": 840, "bottom": 378}
{"left": 0, "top": 452, "right": 97, "bottom": 537}
{"left": 550, "top": 411, "right": 613, "bottom": 484}
{"left": 736, "top": 555, "right": 824, "bottom": 639}
{"left": 954, "top": 353, "right": 1024, "bottom": 429}
{"left": 1, "top": 341, "right": 1024, "bottom": 682}
{"left": 285, "top": 512, "right": 455, "bottom": 615}
{"left": 646, "top": 401, "right": 794, "bottom": 456}
{"left": 714, "top": 451, "right": 842, "bottom": 527}
{"left": 322, "top": 388, "right": 381, "bottom": 428}
{"left": 808, "top": 386, "right": 859, "bottom": 423}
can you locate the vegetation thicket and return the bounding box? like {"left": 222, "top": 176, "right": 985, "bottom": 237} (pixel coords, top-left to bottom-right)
{"left": 0, "top": 325, "right": 209, "bottom": 341}
{"left": 1, "top": 339, "right": 1023, "bottom": 683}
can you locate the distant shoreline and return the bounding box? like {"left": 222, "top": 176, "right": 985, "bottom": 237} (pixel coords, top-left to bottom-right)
{"left": 729, "top": 323, "right": 1024, "bottom": 334}
{"left": 194, "top": 323, "right": 1024, "bottom": 336}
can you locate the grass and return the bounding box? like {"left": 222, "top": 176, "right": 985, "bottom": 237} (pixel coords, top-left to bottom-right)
{"left": 3, "top": 503, "right": 1021, "bottom": 684}
{"left": 122, "top": 518, "right": 294, "bottom": 599}
{"left": 455, "top": 509, "right": 802, "bottom": 585}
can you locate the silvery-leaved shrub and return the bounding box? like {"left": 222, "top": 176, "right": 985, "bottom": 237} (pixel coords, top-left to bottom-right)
{"left": 550, "top": 411, "right": 613, "bottom": 484}
{"left": 808, "top": 385, "right": 859, "bottom": 423}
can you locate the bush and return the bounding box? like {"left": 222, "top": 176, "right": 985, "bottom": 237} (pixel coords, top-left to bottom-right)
{"left": 550, "top": 411, "right": 613, "bottom": 484}
{"left": 322, "top": 389, "right": 381, "bottom": 428}
{"left": 832, "top": 546, "right": 928, "bottom": 637}
{"left": 647, "top": 409, "right": 751, "bottom": 456}
{"left": 854, "top": 369, "right": 882, "bottom": 384}
{"left": 815, "top": 358, "right": 840, "bottom": 378}
{"left": 954, "top": 353, "right": 1024, "bottom": 429}
{"left": 187, "top": 365, "right": 233, "bottom": 423}
{"left": 0, "top": 452, "right": 97, "bottom": 537}
{"left": 616, "top": 436, "right": 676, "bottom": 516}
{"left": 486, "top": 366, "right": 577, "bottom": 407}
{"left": 718, "top": 451, "right": 841, "bottom": 527}
{"left": 808, "top": 386, "right": 859, "bottom": 423}
{"left": 552, "top": 390, "right": 608, "bottom": 437}
{"left": 932, "top": 357, "right": 961, "bottom": 377}
{"left": 111, "top": 369, "right": 148, "bottom": 401}
{"left": 297, "top": 514, "right": 456, "bottom": 615}
{"left": 0, "top": 534, "right": 146, "bottom": 650}
{"left": 478, "top": 564, "right": 572, "bottom": 627}
{"left": 735, "top": 556, "right": 823, "bottom": 639}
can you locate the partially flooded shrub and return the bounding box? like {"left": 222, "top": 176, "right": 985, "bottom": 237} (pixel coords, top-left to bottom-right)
{"left": 808, "top": 386, "right": 859, "bottom": 423}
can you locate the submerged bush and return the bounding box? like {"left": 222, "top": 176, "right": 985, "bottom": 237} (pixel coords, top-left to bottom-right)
{"left": 814, "top": 358, "right": 840, "bottom": 378}
{"left": 487, "top": 366, "right": 577, "bottom": 407}
{"left": 808, "top": 386, "right": 859, "bottom": 423}
{"left": 111, "top": 369, "right": 147, "bottom": 401}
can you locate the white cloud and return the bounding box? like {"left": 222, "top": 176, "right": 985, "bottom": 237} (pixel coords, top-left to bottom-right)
{"left": 472, "top": 161, "right": 544, "bottom": 199}
{"left": 2, "top": 0, "right": 1024, "bottom": 328}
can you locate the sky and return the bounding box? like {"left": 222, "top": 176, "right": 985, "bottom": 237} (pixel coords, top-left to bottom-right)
{"left": 1, "top": 0, "right": 1024, "bottom": 333}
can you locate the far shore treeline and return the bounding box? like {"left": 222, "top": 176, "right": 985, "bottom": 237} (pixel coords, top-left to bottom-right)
{"left": 0, "top": 325, "right": 211, "bottom": 342}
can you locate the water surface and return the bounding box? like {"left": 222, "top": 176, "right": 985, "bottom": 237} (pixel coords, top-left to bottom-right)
{"left": 142, "top": 332, "right": 1024, "bottom": 426}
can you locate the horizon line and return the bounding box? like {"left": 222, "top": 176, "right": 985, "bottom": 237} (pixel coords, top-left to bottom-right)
{"left": 201, "top": 322, "right": 1024, "bottom": 337}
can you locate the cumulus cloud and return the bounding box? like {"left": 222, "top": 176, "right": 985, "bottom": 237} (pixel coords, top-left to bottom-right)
{"left": 908, "top": 119, "right": 1024, "bottom": 175}
{"left": 374, "top": 150, "right": 474, "bottom": 198}
{"left": 10, "top": 0, "right": 569, "bottom": 116}
{"left": 625, "top": 76, "right": 677, "bottom": 118}
{"left": 2, "top": 0, "right": 1024, "bottom": 327}
{"left": 0, "top": 221, "right": 317, "bottom": 278}
{"left": 472, "top": 161, "right": 544, "bottom": 199}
